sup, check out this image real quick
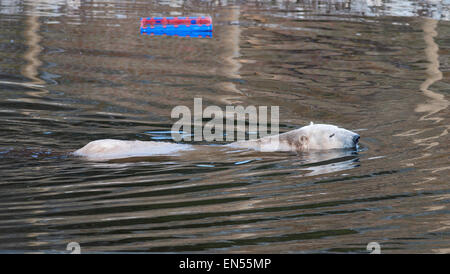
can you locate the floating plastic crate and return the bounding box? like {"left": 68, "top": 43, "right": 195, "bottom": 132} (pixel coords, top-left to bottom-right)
{"left": 140, "top": 16, "right": 213, "bottom": 38}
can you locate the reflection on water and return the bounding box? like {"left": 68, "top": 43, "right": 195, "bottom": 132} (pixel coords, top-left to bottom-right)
{"left": 418, "top": 18, "right": 448, "bottom": 123}
{"left": 0, "top": 0, "right": 449, "bottom": 253}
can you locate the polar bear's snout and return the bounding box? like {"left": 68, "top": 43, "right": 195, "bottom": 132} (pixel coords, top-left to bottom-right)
{"left": 352, "top": 134, "right": 360, "bottom": 145}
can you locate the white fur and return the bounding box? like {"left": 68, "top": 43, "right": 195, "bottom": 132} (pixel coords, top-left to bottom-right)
{"left": 74, "top": 123, "right": 359, "bottom": 161}
{"left": 296, "top": 123, "right": 359, "bottom": 150}
{"left": 229, "top": 123, "right": 359, "bottom": 152}
{"left": 73, "top": 139, "right": 193, "bottom": 161}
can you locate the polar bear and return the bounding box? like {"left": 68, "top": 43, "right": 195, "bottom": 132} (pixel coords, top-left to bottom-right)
{"left": 74, "top": 123, "right": 360, "bottom": 161}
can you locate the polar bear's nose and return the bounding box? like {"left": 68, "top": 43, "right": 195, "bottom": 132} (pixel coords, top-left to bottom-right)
{"left": 352, "top": 134, "right": 360, "bottom": 144}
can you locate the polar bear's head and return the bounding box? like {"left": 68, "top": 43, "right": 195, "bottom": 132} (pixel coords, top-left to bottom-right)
{"left": 292, "top": 123, "right": 360, "bottom": 151}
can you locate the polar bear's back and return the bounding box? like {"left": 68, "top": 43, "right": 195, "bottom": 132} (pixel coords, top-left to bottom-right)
{"left": 74, "top": 139, "right": 193, "bottom": 161}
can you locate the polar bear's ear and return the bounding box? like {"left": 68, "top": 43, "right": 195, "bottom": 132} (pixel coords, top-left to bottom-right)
{"left": 297, "top": 135, "right": 309, "bottom": 151}
{"left": 310, "top": 121, "right": 314, "bottom": 125}
{"left": 299, "top": 135, "right": 308, "bottom": 143}
{"left": 298, "top": 135, "right": 309, "bottom": 151}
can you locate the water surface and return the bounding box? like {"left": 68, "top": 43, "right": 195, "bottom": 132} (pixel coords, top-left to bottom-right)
{"left": 0, "top": 0, "right": 449, "bottom": 253}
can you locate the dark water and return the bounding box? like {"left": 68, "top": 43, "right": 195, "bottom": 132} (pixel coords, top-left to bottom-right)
{"left": 0, "top": 0, "right": 449, "bottom": 253}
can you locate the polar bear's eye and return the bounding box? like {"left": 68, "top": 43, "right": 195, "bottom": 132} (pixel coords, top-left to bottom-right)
{"left": 329, "top": 133, "right": 335, "bottom": 138}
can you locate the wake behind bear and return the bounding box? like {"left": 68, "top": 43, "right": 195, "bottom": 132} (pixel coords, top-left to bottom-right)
{"left": 74, "top": 123, "right": 360, "bottom": 161}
